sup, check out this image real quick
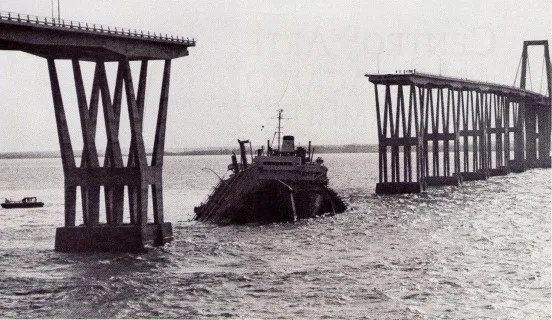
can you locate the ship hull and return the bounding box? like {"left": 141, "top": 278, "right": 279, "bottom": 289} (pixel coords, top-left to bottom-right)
{"left": 230, "top": 181, "right": 337, "bottom": 224}
{"left": 1, "top": 202, "right": 44, "bottom": 209}
{"left": 194, "top": 175, "right": 346, "bottom": 225}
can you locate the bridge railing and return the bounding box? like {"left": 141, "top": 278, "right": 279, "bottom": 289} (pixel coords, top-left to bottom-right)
{"left": 369, "top": 70, "right": 549, "bottom": 98}
{"left": 412, "top": 71, "right": 548, "bottom": 95}
{"left": 0, "top": 10, "right": 196, "bottom": 46}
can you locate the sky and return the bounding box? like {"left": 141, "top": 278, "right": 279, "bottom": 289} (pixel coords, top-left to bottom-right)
{"left": 0, "top": 0, "right": 550, "bottom": 152}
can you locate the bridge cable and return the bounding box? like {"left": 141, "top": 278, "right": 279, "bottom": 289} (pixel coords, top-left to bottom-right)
{"left": 539, "top": 54, "right": 545, "bottom": 94}
{"left": 512, "top": 55, "right": 522, "bottom": 87}
{"left": 276, "top": 75, "right": 292, "bottom": 107}
{"left": 527, "top": 56, "right": 533, "bottom": 91}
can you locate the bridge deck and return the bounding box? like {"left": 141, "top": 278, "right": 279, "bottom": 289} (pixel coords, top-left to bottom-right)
{"left": 0, "top": 11, "right": 195, "bottom": 61}
{"left": 366, "top": 72, "right": 549, "bottom": 106}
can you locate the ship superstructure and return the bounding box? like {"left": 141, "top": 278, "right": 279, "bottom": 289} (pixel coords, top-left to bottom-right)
{"left": 193, "top": 110, "right": 346, "bottom": 224}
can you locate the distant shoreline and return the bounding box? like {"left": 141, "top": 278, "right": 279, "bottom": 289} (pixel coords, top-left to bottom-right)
{"left": 0, "top": 144, "right": 380, "bottom": 160}
{"left": 0, "top": 142, "right": 510, "bottom": 160}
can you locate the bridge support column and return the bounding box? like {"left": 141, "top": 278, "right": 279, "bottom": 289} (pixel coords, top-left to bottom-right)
{"left": 374, "top": 84, "right": 425, "bottom": 194}
{"left": 513, "top": 40, "right": 552, "bottom": 171}
{"left": 456, "top": 91, "right": 488, "bottom": 181}
{"left": 49, "top": 58, "right": 173, "bottom": 252}
{"left": 525, "top": 105, "right": 552, "bottom": 168}
{"left": 524, "top": 104, "right": 538, "bottom": 168}
{"left": 422, "top": 87, "right": 461, "bottom": 187}
{"left": 487, "top": 94, "right": 509, "bottom": 176}
{"left": 509, "top": 101, "right": 526, "bottom": 173}
{"left": 368, "top": 40, "right": 550, "bottom": 192}
{"left": 537, "top": 106, "right": 551, "bottom": 168}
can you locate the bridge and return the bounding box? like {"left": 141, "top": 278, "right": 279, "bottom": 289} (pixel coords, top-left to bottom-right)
{"left": 0, "top": 11, "right": 195, "bottom": 251}
{"left": 366, "top": 40, "right": 551, "bottom": 194}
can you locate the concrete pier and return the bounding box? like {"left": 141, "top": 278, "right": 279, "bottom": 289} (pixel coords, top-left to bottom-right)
{"left": 0, "top": 11, "right": 195, "bottom": 252}
{"left": 366, "top": 40, "right": 551, "bottom": 194}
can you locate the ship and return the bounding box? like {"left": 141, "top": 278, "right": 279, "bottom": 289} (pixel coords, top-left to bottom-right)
{"left": 1, "top": 197, "right": 44, "bottom": 209}
{"left": 193, "top": 109, "right": 346, "bottom": 224}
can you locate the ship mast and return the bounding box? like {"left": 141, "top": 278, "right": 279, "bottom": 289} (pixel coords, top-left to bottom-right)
{"left": 277, "top": 109, "right": 283, "bottom": 152}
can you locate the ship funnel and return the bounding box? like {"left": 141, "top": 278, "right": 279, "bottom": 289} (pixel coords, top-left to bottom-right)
{"left": 281, "top": 135, "right": 295, "bottom": 153}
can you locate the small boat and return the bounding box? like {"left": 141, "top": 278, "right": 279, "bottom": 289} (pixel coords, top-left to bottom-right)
{"left": 194, "top": 109, "right": 347, "bottom": 224}
{"left": 1, "top": 197, "right": 44, "bottom": 209}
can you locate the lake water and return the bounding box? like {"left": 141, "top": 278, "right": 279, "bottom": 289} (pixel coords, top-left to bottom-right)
{"left": 0, "top": 153, "right": 549, "bottom": 319}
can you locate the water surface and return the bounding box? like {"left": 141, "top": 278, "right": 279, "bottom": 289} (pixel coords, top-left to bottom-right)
{"left": 0, "top": 154, "right": 549, "bottom": 319}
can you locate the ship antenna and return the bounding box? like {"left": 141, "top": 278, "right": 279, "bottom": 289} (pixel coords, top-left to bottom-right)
{"left": 277, "top": 109, "right": 283, "bottom": 152}
{"left": 271, "top": 131, "right": 277, "bottom": 149}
